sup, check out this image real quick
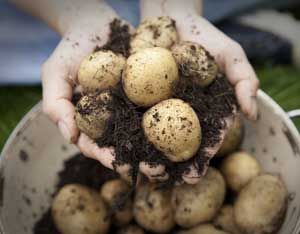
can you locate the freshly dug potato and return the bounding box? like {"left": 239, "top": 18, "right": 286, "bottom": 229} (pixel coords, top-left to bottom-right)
{"left": 100, "top": 179, "right": 133, "bottom": 226}
{"left": 234, "top": 174, "right": 288, "bottom": 234}
{"left": 78, "top": 50, "right": 125, "bottom": 92}
{"left": 172, "top": 168, "right": 226, "bottom": 228}
{"left": 217, "top": 115, "right": 243, "bottom": 156}
{"left": 143, "top": 99, "right": 201, "bottom": 162}
{"left": 52, "top": 184, "right": 110, "bottom": 234}
{"left": 213, "top": 205, "right": 242, "bottom": 234}
{"left": 177, "top": 224, "right": 230, "bottom": 234}
{"left": 117, "top": 225, "right": 145, "bottom": 234}
{"left": 75, "top": 91, "right": 112, "bottom": 139}
{"left": 133, "top": 182, "right": 175, "bottom": 233}
{"left": 172, "top": 41, "right": 218, "bottom": 87}
{"left": 130, "top": 16, "right": 178, "bottom": 54}
{"left": 220, "top": 151, "right": 261, "bottom": 192}
{"left": 123, "top": 47, "right": 179, "bottom": 107}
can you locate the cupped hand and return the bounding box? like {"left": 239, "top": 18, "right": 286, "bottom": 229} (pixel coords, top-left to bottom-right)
{"left": 140, "top": 1, "right": 259, "bottom": 184}
{"left": 42, "top": 2, "right": 135, "bottom": 179}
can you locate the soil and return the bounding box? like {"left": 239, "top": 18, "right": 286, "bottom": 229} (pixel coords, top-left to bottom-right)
{"left": 96, "top": 74, "right": 237, "bottom": 186}
{"left": 96, "top": 19, "right": 131, "bottom": 58}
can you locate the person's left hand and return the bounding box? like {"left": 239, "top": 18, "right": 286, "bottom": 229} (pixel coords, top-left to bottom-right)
{"left": 140, "top": 0, "right": 259, "bottom": 184}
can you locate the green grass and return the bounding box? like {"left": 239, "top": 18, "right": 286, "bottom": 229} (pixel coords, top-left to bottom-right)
{"left": 0, "top": 65, "right": 300, "bottom": 150}
{"left": 0, "top": 86, "right": 41, "bottom": 149}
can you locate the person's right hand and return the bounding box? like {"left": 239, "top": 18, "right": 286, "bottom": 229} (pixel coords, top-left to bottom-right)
{"left": 42, "top": 0, "right": 167, "bottom": 182}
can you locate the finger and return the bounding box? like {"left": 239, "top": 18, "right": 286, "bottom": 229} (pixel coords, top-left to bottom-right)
{"left": 222, "top": 43, "right": 260, "bottom": 121}
{"left": 139, "top": 162, "right": 169, "bottom": 181}
{"left": 42, "top": 33, "right": 98, "bottom": 143}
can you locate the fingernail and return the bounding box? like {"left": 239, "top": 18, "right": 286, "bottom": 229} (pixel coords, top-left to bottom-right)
{"left": 248, "top": 96, "right": 258, "bottom": 121}
{"left": 58, "top": 121, "right": 72, "bottom": 143}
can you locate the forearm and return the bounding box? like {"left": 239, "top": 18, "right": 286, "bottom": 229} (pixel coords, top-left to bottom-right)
{"left": 8, "top": 0, "right": 117, "bottom": 35}
{"left": 140, "top": 0, "right": 203, "bottom": 20}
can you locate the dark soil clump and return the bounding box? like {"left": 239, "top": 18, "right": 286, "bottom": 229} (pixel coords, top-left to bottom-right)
{"left": 96, "top": 18, "right": 131, "bottom": 58}
{"left": 96, "top": 74, "right": 237, "bottom": 186}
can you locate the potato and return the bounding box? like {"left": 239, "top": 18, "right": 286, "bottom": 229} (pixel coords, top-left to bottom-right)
{"left": 130, "top": 16, "right": 178, "bottom": 54}
{"left": 75, "top": 91, "right": 112, "bottom": 139}
{"left": 213, "top": 205, "right": 242, "bottom": 234}
{"left": 171, "top": 41, "right": 218, "bottom": 87}
{"left": 78, "top": 50, "right": 125, "bottom": 92}
{"left": 172, "top": 168, "right": 226, "bottom": 228}
{"left": 52, "top": 184, "right": 110, "bottom": 234}
{"left": 234, "top": 174, "right": 288, "bottom": 234}
{"left": 142, "top": 98, "right": 201, "bottom": 162}
{"left": 123, "top": 47, "right": 179, "bottom": 107}
{"left": 217, "top": 115, "right": 243, "bottom": 156}
{"left": 177, "top": 224, "right": 230, "bottom": 234}
{"left": 100, "top": 179, "right": 133, "bottom": 226}
{"left": 220, "top": 151, "right": 261, "bottom": 192}
{"left": 133, "top": 182, "right": 175, "bottom": 233}
{"left": 117, "top": 225, "right": 145, "bottom": 234}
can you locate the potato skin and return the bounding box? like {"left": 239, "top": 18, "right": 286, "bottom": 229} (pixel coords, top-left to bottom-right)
{"left": 217, "top": 115, "right": 243, "bottom": 156}
{"left": 220, "top": 151, "right": 261, "bottom": 192}
{"left": 52, "top": 184, "right": 110, "bottom": 234}
{"left": 142, "top": 99, "right": 201, "bottom": 162}
{"left": 234, "top": 174, "right": 288, "bottom": 234}
{"left": 75, "top": 91, "right": 112, "bottom": 139}
{"left": 172, "top": 168, "right": 226, "bottom": 228}
{"left": 177, "top": 224, "right": 230, "bottom": 234}
{"left": 100, "top": 179, "right": 133, "bottom": 226}
{"left": 171, "top": 41, "right": 218, "bottom": 87}
{"left": 117, "top": 225, "right": 145, "bottom": 234}
{"left": 130, "top": 16, "right": 178, "bottom": 54}
{"left": 133, "top": 183, "right": 175, "bottom": 233}
{"left": 213, "top": 205, "right": 242, "bottom": 234}
{"left": 78, "top": 50, "right": 125, "bottom": 92}
{"left": 123, "top": 47, "right": 179, "bottom": 107}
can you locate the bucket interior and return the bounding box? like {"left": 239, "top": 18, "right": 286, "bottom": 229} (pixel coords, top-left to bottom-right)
{"left": 0, "top": 92, "right": 300, "bottom": 234}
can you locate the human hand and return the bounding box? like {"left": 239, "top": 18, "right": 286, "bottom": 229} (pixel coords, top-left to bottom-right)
{"left": 41, "top": 1, "right": 139, "bottom": 179}
{"left": 140, "top": 0, "right": 259, "bottom": 184}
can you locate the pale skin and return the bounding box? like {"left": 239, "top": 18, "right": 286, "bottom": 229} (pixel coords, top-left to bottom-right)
{"left": 10, "top": 0, "right": 259, "bottom": 184}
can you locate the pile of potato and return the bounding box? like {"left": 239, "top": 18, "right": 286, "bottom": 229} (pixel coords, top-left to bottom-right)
{"left": 51, "top": 114, "right": 288, "bottom": 234}
{"left": 75, "top": 16, "right": 221, "bottom": 164}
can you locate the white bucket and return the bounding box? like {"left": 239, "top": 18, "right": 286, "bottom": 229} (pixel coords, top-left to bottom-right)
{"left": 0, "top": 90, "right": 300, "bottom": 234}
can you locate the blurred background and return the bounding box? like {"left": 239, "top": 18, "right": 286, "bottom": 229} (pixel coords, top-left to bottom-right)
{"left": 0, "top": 0, "right": 300, "bottom": 149}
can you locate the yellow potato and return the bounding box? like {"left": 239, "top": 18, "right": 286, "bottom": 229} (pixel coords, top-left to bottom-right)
{"left": 78, "top": 50, "right": 125, "bottom": 92}
{"left": 234, "top": 174, "right": 288, "bottom": 234}
{"left": 130, "top": 16, "right": 178, "bottom": 54}
{"left": 52, "top": 184, "right": 110, "bottom": 234}
{"left": 172, "top": 41, "right": 218, "bottom": 87}
{"left": 133, "top": 182, "right": 175, "bottom": 233}
{"left": 100, "top": 179, "right": 133, "bottom": 226}
{"left": 177, "top": 224, "right": 230, "bottom": 234}
{"left": 123, "top": 47, "right": 179, "bottom": 107}
{"left": 75, "top": 91, "right": 112, "bottom": 139}
{"left": 142, "top": 99, "right": 201, "bottom": 162}
{"left": 213, "top": 205, "right": 242, "bottom": 234}
{"left": 220, "top": 151, "right": 261, "bottom": 192}
{"left": 172, "top": 168, "right": 226, "bottom": 228}
{"left": 217, "top": 115, "right": 243, "bottom": 156}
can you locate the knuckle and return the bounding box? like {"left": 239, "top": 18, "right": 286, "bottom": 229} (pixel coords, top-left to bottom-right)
{"left": 228, "top": 41, "right": 244, "bottom": 56}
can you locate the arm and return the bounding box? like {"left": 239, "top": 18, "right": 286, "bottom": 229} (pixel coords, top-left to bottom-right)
{"left": 9, "top": 0, "right": 115, "bottom": 35}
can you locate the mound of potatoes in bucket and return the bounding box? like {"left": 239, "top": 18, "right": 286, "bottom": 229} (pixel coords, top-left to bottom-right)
{"left": 51, "top": 157, "right": 288, "bottom": 234}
